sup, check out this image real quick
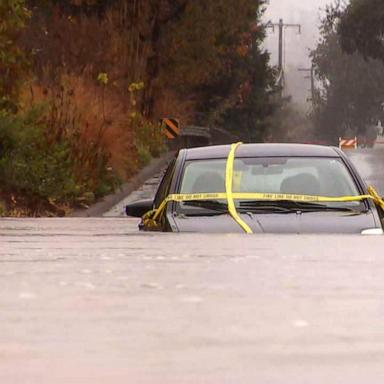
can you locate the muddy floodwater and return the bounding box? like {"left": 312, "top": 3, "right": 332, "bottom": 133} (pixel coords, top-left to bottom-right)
{"left": 1, "top": 147, "right": 384, "bottom": 383}
{"left": 1, "top": 218, "right": 384, "bottom": 383}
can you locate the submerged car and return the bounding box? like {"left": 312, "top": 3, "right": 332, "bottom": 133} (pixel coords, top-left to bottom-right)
{"left": 126, "top": 143, "right": 384, "bottom": 234}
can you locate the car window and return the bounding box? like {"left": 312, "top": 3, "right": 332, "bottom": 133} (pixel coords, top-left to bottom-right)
{"left": 180, "top": 159, "right": 226, "bottom": 193}
{"left": 179, "top": 157, "right": 360, "bottom": 198}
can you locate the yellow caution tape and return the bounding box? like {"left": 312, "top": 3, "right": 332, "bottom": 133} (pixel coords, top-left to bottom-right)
{"left": 225, "top": 143, "right": 253, "bottom": 234}
{"left": 368, "top": 185, "right": 384, "bottom": 210}
{"left": 143, "top": 143, "right": 384, "bottom": 233}
{"left": 141, "top": 209, "right": 159, "bottom": 229}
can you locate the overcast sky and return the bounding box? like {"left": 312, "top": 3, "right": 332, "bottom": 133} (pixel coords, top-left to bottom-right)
{"left": 263, "top": 0, "right": 332, "bottom": 105}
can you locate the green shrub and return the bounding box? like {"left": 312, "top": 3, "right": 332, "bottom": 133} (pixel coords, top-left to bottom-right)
{"left": 0, "top": 106, "right": 120, "bottom": 213}
{"left": 120, "top": 113, "right": 166, "bottom": 177}
{"left": 0, "top": 200, "right": 5, "bottom": 216}
{"left": 0, "top": 109, "right": 78, "bottom": 200}
{"left": 137, "top": 144, "right": 152, "bottom": 167}
{"left": 131, "top": 113, "right": 166, "bottom": 158}
{"left": 0, "top": 0, "right": 30, "bottom": 112}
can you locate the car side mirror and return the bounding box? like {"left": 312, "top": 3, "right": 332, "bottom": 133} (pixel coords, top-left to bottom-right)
{"left": 125, "top": 199, "right": 154, "bottom": 217}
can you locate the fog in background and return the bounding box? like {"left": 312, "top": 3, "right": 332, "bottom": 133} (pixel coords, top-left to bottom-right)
{"left": 263, "top": 0, "right": 331, "bottom": 108}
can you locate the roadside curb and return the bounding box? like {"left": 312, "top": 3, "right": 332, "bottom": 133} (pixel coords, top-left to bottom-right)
{"left": 70, "top": 152, "right": 175, "bottom": 217}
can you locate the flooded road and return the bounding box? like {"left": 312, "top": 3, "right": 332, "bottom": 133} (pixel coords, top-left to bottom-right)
{"left": 1, "top": 147, "right": 384, "bottom": 383}
{"left": 2, "top": 219, "right": 384, "bottom": 383}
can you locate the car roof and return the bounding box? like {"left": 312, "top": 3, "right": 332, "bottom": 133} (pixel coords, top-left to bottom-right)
{"left": 184, "top": 143, "right": 340, "bottom": 160}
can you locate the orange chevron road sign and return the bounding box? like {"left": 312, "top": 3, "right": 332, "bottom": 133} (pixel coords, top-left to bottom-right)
{"left": 161, "top": 118, "right": 180, "bottom": 139}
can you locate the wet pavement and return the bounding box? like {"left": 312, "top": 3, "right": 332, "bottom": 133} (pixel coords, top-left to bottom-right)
{"left": 1, "top": 147, "right": 384, "bottom": 383}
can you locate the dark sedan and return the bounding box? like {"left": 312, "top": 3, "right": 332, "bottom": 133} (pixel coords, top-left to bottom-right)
{"left": 126, "top": 143, "right": 384, "bottom": 234}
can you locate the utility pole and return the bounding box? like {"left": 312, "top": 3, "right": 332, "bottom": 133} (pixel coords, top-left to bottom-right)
{"left": 278, "top": 19, "right": 284, "bottom": 71}
{"left": 298, "top": 66, "right": 315, "bottom": 104}
{"left": 266, "top": 19, "right": 301, "bottom": 90}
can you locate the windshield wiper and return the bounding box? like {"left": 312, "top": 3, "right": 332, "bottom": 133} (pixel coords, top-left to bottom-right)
{"left": 240, "top": 200, "right": 367, "bottom": 213}
{"left": 277, "top": 200, "right": 366, "bottom": 213}
{"left": 298, "top": 206, "right": 366, "bottom": 213}
{"left": 238, "top": 204, "right": 296, "bottom": 213}
{"left": 181, "top": 199, "right": 366, "bottom": 217}
{"left": 183, "top": 200, "right": 228, "bottom": 213}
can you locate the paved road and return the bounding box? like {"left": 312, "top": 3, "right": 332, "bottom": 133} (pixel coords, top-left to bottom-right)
{"left": 1, "top": 147, "right": 384, "bottom": 383}
{"left": 103, "top": 172, "right": 163, "bottom": 217}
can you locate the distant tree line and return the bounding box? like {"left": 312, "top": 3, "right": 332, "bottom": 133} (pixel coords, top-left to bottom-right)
{"left": 311, "top": 0, "right": 384, "bottom": 142}
{"left": 21, "top": 0, "right": 277, "bottom": 138}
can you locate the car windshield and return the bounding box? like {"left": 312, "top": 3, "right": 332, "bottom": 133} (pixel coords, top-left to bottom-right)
{"left": 177, "top": 157, "right": 364, "bottom": 214}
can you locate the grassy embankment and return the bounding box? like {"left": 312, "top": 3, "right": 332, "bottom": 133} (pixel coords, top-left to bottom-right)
{"left": 0, "top": 2, "right": 170, "bottom": 216}
{"left": 0, "top": 76, "right": 166, "bottom": 216}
